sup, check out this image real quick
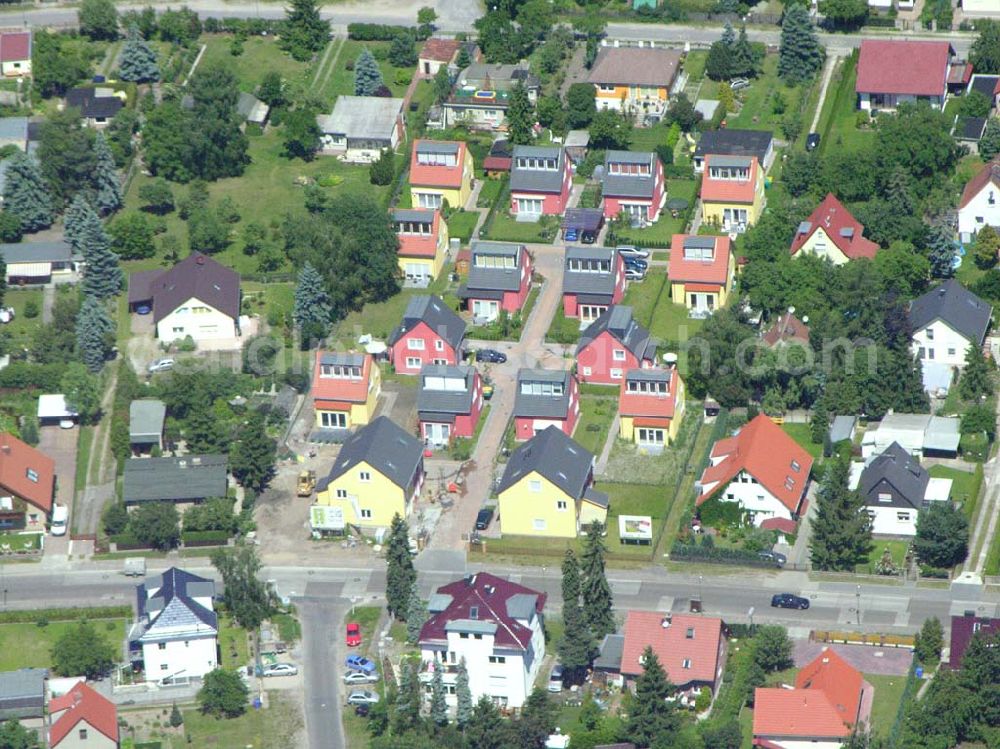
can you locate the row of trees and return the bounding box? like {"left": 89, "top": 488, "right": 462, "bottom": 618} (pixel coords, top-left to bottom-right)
{"left": 559, "top": 523, "right": 616, "bottom": 683}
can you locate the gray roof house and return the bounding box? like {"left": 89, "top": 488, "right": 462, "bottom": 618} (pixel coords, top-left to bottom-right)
{"left": 317, "top": 416, "right": 424, "bottom": 493}
{"left": 909, "top": 280, "right": 993, "bottom": 347}
{"left": 236, "top": 92, "right": 269, "bottom": 125}
{"left": 693, "top": 128, "right": 774, "bottom": 172}
{"left": 0, "top": 668, "right": 46, "bottom": 721}
{"left": 0, "top": 116, "right": 27, "bottom": 150}
{"left": 564, "top": 246, "right": 621, "bottom": 306}
{"left": 510, "top": 145, "right": 566, "bottom": 194}
{"left": 601, "top": 150, "right": 659, "bottom": 199}
{"left": 829, "top": 415, "right": 858, "bottom": 445}
{"left": 122, "top": 455, "right": 228, "bottom": 505}
{"left": 129, "top": 399, "right": 166, "bottom": 451}
{"left": 514, "top": 369, "right": 574, "bottom": 420}
{"left": 860, "top": 442, "right": 930, "bottom": 510}
{"left": 417, "top": 364, "right": 478, "bottom": 423}
{"left": 577, "top": 305, "right": 656, "bottom": 363}
{"left": 317, "top": 95, "right": 405, "bottom": 161}
{"left": 497, "top": 425, "right": 595, "bottom": 498}
{"left": 458, "top": 242, "right": 529, "bottom": 310}
{"left": 388, "top": 294, "right": 467, "bottom": 353}
{"left": 0, "top": 239, "right": 78, "bottom": 283}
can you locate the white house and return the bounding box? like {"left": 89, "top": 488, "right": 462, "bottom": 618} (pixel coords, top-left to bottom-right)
{"left": 856, "top": 442, "right": 953, "bottom": 536}
{"left": 696, "top": 414, "right": 813, "bottom": 530}
{"left": 317, "top": 96, "right": 405, "bottom": 163}
{"left": 417, "top": 572, "right": 545, "bottom": 710}
{"left": 958, "top": 160, "right": 1000, "bottom": 242}
{"left": 128, "top": 567, "right": 218, "bottom": 683}
{"left": 861, "top": 413, "right": 961, "bottom": 459}
{"left": 128, "top": 253, "right": 241, "bottom": 345}
{"left": 909, "top": 280, "right": 992, "bottom": 370}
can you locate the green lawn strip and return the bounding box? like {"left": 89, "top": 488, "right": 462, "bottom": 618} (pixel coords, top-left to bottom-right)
{"left": 218, "top": 614, "right": 251, "bottom": 670}
{"left": 659, "top": 418, "right": 712, "bottom": 554}
{"left": 738, "top": 705, "right": 753, "bottom": 749}
{"left": 865, "top": 673, "right": 909, "bottom": 738}
{"left": 447, "top": 209, "right": 479, "bottom": 244}
{"left": 817, "top": 52, "right": 873, "bottom": 154}
{"left": 648, "top": 296, "right": 702, "bottom": 344}
{"left": 985, "top": 525, "right": 1000, "bottom": 576}
{"left": 622, "top": 273, "right": 666, "bottom": 329}
{"left": 546, "top": 304, "right": 583, "bottom": 344}
{"left": 349, "top": 605, "right": 382, "bottom": 656}
{"left": 74, "top": 426, "right": 95, "bottom": 494}
{"left": 628, "top": 121, "right": 673, "bottom": 152}
{"left": 612, "top": 214, "right": 685, "bottom": 249}
{"left": 484, "top": 212, "right": 559, "bottom": 243}
{"left": 4, "top": 288, "right": 44, "bottom": 349}
{"left": 683, "top": 51, "right": 709, "bottom": 88}
{"left": 928, "top": 465, "right": 981, "bottom": 520}
{"left": 0, "top": 619, "right": 126, "bottom": 671}
{"left": 574, "top": 393, "right": 617, "bottom": 455}
{"left": 167, "top": 692, "right": 302, "bottom": 749}
{"left": 199, "top": 34, "right": 312, "bottom": 95}
{"left": 477, "top": 178, "right": 504, "bottom": 207}
{"left": 859, "top": 539, "right": 910, "bottom": 575}
{"left": 0, "top": 532, "right": 39, "bottom": 551}
{"left": 779, "top": 423, "right": 822, "bottom": 459}
{"left": 341, "top": 711, "right": 372, "bottom": 749}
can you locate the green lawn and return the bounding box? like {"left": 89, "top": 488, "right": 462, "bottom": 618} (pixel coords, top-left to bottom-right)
{"left": 218, "top": 614, "right": 250, "bottom": 670}
{"left": 815, "top": 53, "right": 874, "bottom": 154}
{"left": 164, "top": 692, "right": 302, "bottom": 749}
{"left": 985, "top": 525, "right": 1000, "bottom": 576}
{"left": 318, "top": 39, "right": 412, "bottom": 105}
{"left": 622, "top": 272, "right": 702, "bottom": 346}
{"left": 483, "top": 212, "right": 559, "bottom": 243}
{"left": 928, "top": 465, "right": 981, "bottom": 519}
{"left": 683, "top": 51, "right": 709, "bottom": 89}
{"left": 447, "top": 210, "right": 479, "bottom": 244}
{"left": 477, "top": 178, "right": 505, "bottom": 207}
{"left": 3, "top": 288, "right": 44, "bottom": 349}
{"left": 350, "top": 605, "right": 382, "bottom": 654}
{"left": 611, "top": 178, "right": 696, "bottom": 249}
{"left": 198, "top": 34, "right": 313, "bottom": 95}
{"left": 780, "top": 423, "right": 823, "bottom": 458}
{"left": 75, "top": 426, "right": 95, "bottom": 493}
{"left": 723, "top": 54, "right": 813, "bottom": 134}
{"left": 546, "top": 304, "right": 584, "bottom": 344}
{"left": 859, "top": 540, "right": 910, "bottom": 575}
{"left": 0, "top": 619, "right": 126, "bottom": 671}
{"left": 866, "top": 673, "right": 909, "bottom": 738}
{"left": 574, "top": 394, "right": 617, "bottom": 455}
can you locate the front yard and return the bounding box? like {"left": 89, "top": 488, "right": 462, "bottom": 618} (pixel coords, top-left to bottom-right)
{"left": 622, "top": 273, "right": 703, "bottom": 345}
{"left": 574, "top": 394, "right": 617, "bottom": 455}
{"left": 0, "top": 618, "right": 126, "bottom": 671}
{"left": 483, "top": 212, "right": 560, "bottom": 244}
{"left": 780, "top": 423, "right": 823, "bottom": 459}
{"left": 609, "top": 179, "right": 697, "bottom": 250}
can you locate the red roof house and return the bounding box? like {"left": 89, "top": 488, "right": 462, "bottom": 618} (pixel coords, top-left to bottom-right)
{"left": 696, "top": 414, "right": 812, "bottom": 527}
{"left": 701, "top": 155, "right": 760, "bottom": 204}
{"left": 388, "top": 295, "right": 467, "bottom": 375}
{"left": 394, "top": 208, "right": 443, "bottom": 260}
{"left": 762, "top": 312, "right": 810, "bottom": 348}
{"left": 49, "top": 681, "right": 119, "bottom": 749}
{"left": 618, "top": 367, "right": 685, "bottom": 451}
{"left": 789, "top": 194, "right": 879, "bottom": 263}
{"left": 855, "top": 40, "right": 952, "bottom": 111}
{"left": 620, "top": 611, "right": 726, "bottom": 692}
{"left": 0, "top": 432, "right": 55, "bottom": 529}
{"left": 576, "top": 306, "right": 656, "bottom": 386}
{"left": 457, "top": 242, "right": 533, "bottom": 321}
{"left": 668, "top": 234, "right": 734, "bottom": 311}
{"left": 0, "top": 31, "right": 31, "bottom": 76}
{"left": 948, "top": 614, "right": 1000, "bottom": 669}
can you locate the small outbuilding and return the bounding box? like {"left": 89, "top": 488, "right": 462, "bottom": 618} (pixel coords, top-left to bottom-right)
{"left": 129, "top": 399, "right": 166, "bottom": 454}
{"left": 37, "top": 394, "right": 77, "bottom": 426}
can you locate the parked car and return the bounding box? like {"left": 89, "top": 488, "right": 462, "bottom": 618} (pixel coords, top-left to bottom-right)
{"left": 806, "top": 132, "right": 821, "bottom": 151}
{"left": 345, "top": 655, "right": 377, "bottom": 674}
{"left": 347, "top": 690, "right": 381, "bottom": 706}
{"left": 547, "top": 665, "right": 564, "bottom": 692}
{"left": 346, "top": 622, "right": 362, "bottom": 647}
{"left": 616, "top": 246, "right": 650, "bottom": 259}
{"left": 771, "top": 593, "right": 810, "bottom": 610}
{"left": 564, "top": 227, "right": 579, "bottom": 242}
{"left": 475, "top": 507, "right": 495, "bottom": 531}
{"left": 476, "top": 349, "right": 507, "bottom": 364}
{"left": 730, "top": 77, "right": 750, "bottom": 90}
{"left": 135, "top": 304, "right": 152, "bottom": 315}
{"left": 625, "top": 268, "right": 646, "bottom": 281}
{"left": 262, "top": 662, "right": 298, "bottom": 677}
{"left": 50, "top": 504, "right": 68, "bottom": 536}
{"left": 147, "top": 358, "right": 175, "bottom": 373}
{"left": 624, "top": 259, "right": 648, "bottom": 272}
{"left": 344, "top": 669, "right": 379, "bottom": 685}
{"left": 354, "top": 703, "right": 371, "bottom": 718}
{"left": 759, "top": 550, "right": 787, "bottom": 567}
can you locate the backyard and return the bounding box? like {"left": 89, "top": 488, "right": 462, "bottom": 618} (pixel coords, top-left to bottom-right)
{"left": 610, "top": 178, "right": 697, "bottom": 249}
{"left": 814, "top": 53, "right": 874, "bottom": 154}
{"left": 574, "top": 394, "right": 617, "bottom": 455}
{"left": 780, "top": 423, "right": 823, "bottom": 459}
{"left": 622, "top": 273, "right": 703, "bottom": 346}
{"left": 0, "top": 618, "right": 126, "bottom": 671}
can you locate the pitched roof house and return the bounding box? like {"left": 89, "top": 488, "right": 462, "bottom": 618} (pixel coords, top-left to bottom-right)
{"left": 0, "top": 668, "right": 46, "bottom": 724}
{"left": 790, "top": 193, "right": 879, "bottom": 263}
{"left": 128, "top": 253, "right": 241, "bottom": 344}
{"left": 601, "top": 150, "right": 666, "bottom": 224}
{"left": 0, "top": 433, "right": 55, "bottom": 529}
{"left": 122, "top": 455, "right": 228, "bottom": 506}
{"left": 418, "top": 37, "right": 463, "bottom": 76}
{"left": 417, "top": 364, "right": 484, "bottom": 447}
{"left": 443, "top": 61, "right": 539, "bottom": 130}
{"left": 0, "top": 31, "right": 31, "bottom": 77}
{"left": 65, "top": 87, "right": 122, "bottom": 127}
{"left": 948, "top": 614, "right": 1000, "bottom": 669}
{"left": 409, "top": 140, "right": 475, "bottom": 210}
{"left": 129, "top": 399, "right": 166, "bottom": 454}
{"left": 388, "top": 294, "right": 466, "bottom": 375}
{"left": 909, "top": 280, "right": 992, "bottom": 371}
{"left": 668, "top": 235, "right": 734, "bottom": 314}
{"left": 317, "top": 95, "right": 405, "bottom": 162}
{"left": 697, "top": 414, "right": 813, "bottom": 527}
{"left": 576, "top": 305, "right": 655, "bottom": 385}
{"left": 762, "top": 311, "right": 810, "bottom": 348}
{"left": 693, "top": 128, "right": 773, "bottom": 173}
{"left": 311, "top": 352, "right": 381, "bottom": 433}
{"left": 619, "top": 611, "right": 726, "bottom": 693}
{"left": 562, "top": 246, "right": 626, "bottom": 324}
{"left": 49, "top": 681, "right": 119, "bottom": 749}
{"left": 497, "top": 426, "right": 605, "bottom": 538}
{"left": 859, "top": 442, "right": 952, "bottom": 536}
{"left": 0, "top": 239, "right": 77, "bottom": 285}
{"left": 457, "top": 241, "right": 533, "bottom": 322}
{"left": 700, "top": 155, "right": 765, "bottom": 233}
{"left": 588, "top": 47, "right": 682, "bottom": 116}
{"left": 855, "top": 39, "right": 952, "bottom": 111}
{"left": 394, "top": 208, "right": 449, "bottom": 284}
{"left": 418, "top": 573, "right": 546, "bottom": 709}
{"left": 958, "top": 159, "right": 1000, "bottom": 241}
{"left": 618, "top": 367, "right": 686, "bottom": 453}
{"left": 514, "top": 368, "right": 581, "bottom": 441}
{"left": 510, "top": 145, "right": 572, "bottom": 217}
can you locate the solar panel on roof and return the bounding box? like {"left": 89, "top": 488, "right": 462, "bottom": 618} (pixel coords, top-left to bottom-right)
{"left": 683, "top": 236, "right": 716, "bottom": 249}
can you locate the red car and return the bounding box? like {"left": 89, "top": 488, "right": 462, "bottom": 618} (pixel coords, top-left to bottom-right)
{"left": 346, "top": 622, "right": 362, "bottom": 647}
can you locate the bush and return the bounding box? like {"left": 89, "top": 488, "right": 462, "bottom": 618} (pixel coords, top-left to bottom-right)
{"left": 696, "top": 495, "right": 745, "bottom": 529}
{"left": 0, "top": 606, "right": 131, "bottom": 624}
{"left": 181, "top": 530, "right": 230, "bottom": 547}
{"left": 347, "top": 22, "right": 427, "bottom": 41}
{"left": 670, "top": 540, "right": 772, "bottom": 567}
{"left": 394, "top": 69, "right": 413, "bottom": 86}
{"left": 919, "top": 564, "right": 950, "bottom": 579}
{"left": 960, "top": 431, "right": 989, "bottom": 461}
{"left": 23, "top": 299, "right": 39, "bottom": 319}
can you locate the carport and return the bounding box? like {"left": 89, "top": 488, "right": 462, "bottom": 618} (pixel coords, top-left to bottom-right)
{"left": 562, "top": 208, "right": 604, "bottom": 243}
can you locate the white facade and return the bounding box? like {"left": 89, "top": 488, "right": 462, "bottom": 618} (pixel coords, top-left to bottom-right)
{"left": 958, "top": 180, "right": 1000, "bottom": 242}
{"left": 911, "top": 319, "right": 976, "bottom": 369}
{"left": 156, "top": 295, "right": 238, "bottom": 343}
{"left": 700, "top": 469, "right": 795, "bottom": 527}
{"left": 961, "top": 0, "right": 1000, "bottom": 15}
{"left": 141, "top": 635, "right": 217, "bottom": 683}
{"left": 857, "top": 91, "right": 944, "bottom": 113}
{"left": 756, "top": 740, "right": 842, "bottom": 749}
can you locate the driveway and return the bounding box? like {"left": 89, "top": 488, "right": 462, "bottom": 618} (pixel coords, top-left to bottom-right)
{"left": 37, "top": 426, "right": 77, "bottom": 548}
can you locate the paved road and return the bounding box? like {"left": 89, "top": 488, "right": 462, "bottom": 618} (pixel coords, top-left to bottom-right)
{"left": 298, "top": 597, "right": 347, "bottom": 749}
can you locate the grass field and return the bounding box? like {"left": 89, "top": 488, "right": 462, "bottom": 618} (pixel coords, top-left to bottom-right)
{"left": 164, "top": 692, "right": 302, "bottom": 749}
{"left": 866, "top": 673, "right": 909, "bottom": 738}
{"left": 815, "top": 53, "right": 874, "bottom": 154}
{"left": 3, "top": 288, "right": 44, "bottom": 349}
{"left": 198, "top": 34, "right": 313, "bottom": 95}
{"left": 928, "top": 465, "right": 981, "bottom": 519}
{"left": 546, "top": 304, "right": 584, "bottom": 344}
{"left": 484, "top": 212, "right": 559, "bottom": 243}
{"left": 611, "top": 179, "right": 697, "bottom": 249}
{"left": 218, "top": 615, "right": 250, "bottom": 671}
{"left": 860, "top": 540, "right": 910, "bottom": 574}
{"left": 622, "top": 272, "right": 703, "bottom": 346}
{"left": 780, "top": 423, "right": 823, "bottom": 458}
{"left": 0, "top": 619, "right": 126, "bottom": 671}
{"left": 317, "top": 39, "right": 411, "bottom": 105}
{"left": 575, "top": 394, "right": 617, "bottom": 455}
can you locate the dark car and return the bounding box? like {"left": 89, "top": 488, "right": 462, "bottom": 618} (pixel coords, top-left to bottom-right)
{"left": 564, "top": 227, "right": 579, "bottom": 242}
{"left": 806, "top": 132, "right": 821, "bottom": 151}
{"left": 771, "top": 593, "right": 810, "bottom": 610}
{"left": 581, "top": 230, "right": 597, "bottom": 244}
{"left": 624, "top": 257, "right": 649, "bottom": 271}
{"left": 758, "top": 550, "right": 787, "bottom": 567}
{"left": 475, "top": 507, "right": 495, "bottom": 530}
{"left": 476, "top": 349, "right": 507, "bottom": 364}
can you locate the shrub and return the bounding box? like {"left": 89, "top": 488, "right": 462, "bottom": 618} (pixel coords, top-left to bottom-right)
{"left": 919, "top": 565, "right": 950, "bottom": 579}
{"left": 23, "top": 299, "right": 39, "bottom": 318}
{"left": 347, "top": 22, "right": 426, "bottom": 41}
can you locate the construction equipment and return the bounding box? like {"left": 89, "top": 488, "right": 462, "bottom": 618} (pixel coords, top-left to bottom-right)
{"left": 297, "top": 470, "right": 317, "bottom": 497}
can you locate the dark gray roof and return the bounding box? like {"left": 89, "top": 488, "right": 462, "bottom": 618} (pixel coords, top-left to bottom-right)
{"left": 563, "top": 208, "right": 604, "bottom": 232}
{"left": 564, "top": 246, "right": 617, "bottom": 297}
{"left": 505, "top": 593, "right": 539, "bottom": 620}
{"left": 236, "top": 92, "right": 268, "bottom": 124}
{"left": 959, "top": 116, "right": 987, "bottom": 141}
{"left": 137, "top": 253, "right": 241, "bottom": 324}
{"left": 393, "top": 208, "right": 435, "bottom": 224}
{"left": 829, "top": 415, "right": 857, "bottom": 444}
{"left": 969, "top": 74, "right": 999, "bottom": 100}
{"left": 602, "top": 151, "right": 657, "bottom": 199}
{"left": 510, "top": 146, "right": 565, "bottom": 193}
{"left": 694, "top": 128, "right": 773, "bottom": 160}
{"left": 417, "top": 141, "right": 459, "bottom": 155}
{"left": 123, "top": 455, "right": 228, "bottom": 504}
{"left": 319, "top": 416, "right": 423, "bottom": 492}
{"left": 0, "top": 239, "right": 73, "bottom": 265}
{"left": 464, "top": 243, "right": 525, "bottom": 293}
{"left": 497, "top": 425, "right": 593, "bottom": 498}
{"left": 860, "top": 442, "right": 929, "bottom": 508}
{"left": 909, "top": 280, "right": 992, "bottom": 345}
{"left": 626, "top": 368, "right": 672, "bottom": 383}
{"left": 0, "top": 669, "right": 45, "bottom": 720}
{"left": 418, "top": 364, "right": 476, "bottom": 416}
{"left": 710, "top": 155, "right": 752, "bottom": 168}
{"left": 584, "top": 487, "right": 609, "bottom": 509}
{"left": 684, "top": 236, "right": 716, "bottom": 250}
{"left": 594, "top": 633, "right": 624, "bottom": 671}
{"left": 137, "top": 567, "right": 217, "bottom": 640}
{"left": 514, "top": 368, "right": 573, "bottom": 419}
{"left": 319, "top": 352, "right": 365, "bottom": 367}
{"left": 388, "top": 294, "right": 466, "bottom": 351}
{"left": 65, "top": 87, "right": 123, "bottom": 119}
{"left": 577, "top": 305, "right": 654, "bottom": 361}
{"left": 129, "top": 399, "right": 166, "bottom": 442}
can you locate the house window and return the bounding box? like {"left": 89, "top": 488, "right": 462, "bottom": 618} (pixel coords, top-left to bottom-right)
{"left": 474, "top": 634, "right": 483, "bottom": 640}
{"left": 406, "top": 357, "right": 422, "bottom": 369}
{"left": 878, "top": 492, "right": 892, "bottom": 503}
{"left": 682, "top": 659, "right": 692, "bottom": 669}
{"left": 158, "top": 643, "right": 167, "bottom": 650}
{"left": 160, "top": 664, "right": 169, "bottom": 670}
{"left": 408, "top": 338, "right": 426, "bottom": 350}
{"left": 460, "top": 632, "right": 469, "bottom": 639}
{"left": 435, "top": 340, "right": 444, "bottom": 351}
{"left": 172, "top": 327, "right": 184, "bottom": 334}
{"left": 489, "top": 655, "right": 507, "bottom": 664}
{"left": 533, "top": 518, "right": 546, "bottom": 530}
{"left": 948, "top": 348, "right": 956, "bottom": 356}
{"left": 897, "top": 512, "right": 911, "bottom": 521}
{"left": 637, "top": 428, "right": 664, "bottom": 444}
{"left": 321, "top": 411, "right": 347, "bottom": 429}
{"left": 582, "top": 367, "right": 592, "bottom": 376}
{"left": 79, "top": 729, "right": 88, "bottom": 739}
{"left": 360, "top": 509, "right": 373, "bottom": 519}
{"left": 926, "top": 328, "right": 934, "bottom": 341}
{"left": 556, "top": 500, "right": 568, "bottom": 511}
{"left": 360, "top": 471, "right": 372, "bottom": 482}
{"left": 928, "top": 348, "right": 935, "bottom": 360}
{"left": 613, "top": 349, "right": 626, "bottom": 361}
{"left": 790, "top": 460, "right": 800, "bottom": 473}
{"left": 529, "top": 480, "right": 542, "bottom": 492}
{"left": 25, "top": 469, "right": 37, "bottom": 482}
{"left": 686, "top": 627, "right": 695, "bottom": 639}
{"left": 336, "top": 489, "right": 348, "bottom": 499}
{"left": 610, "top": 368, "right": 623, "bottom": 379}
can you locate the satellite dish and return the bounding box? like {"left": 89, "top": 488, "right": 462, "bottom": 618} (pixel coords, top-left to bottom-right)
{"left": 788, "top": 306, "right": 795, "bottom": 315}
{"left": 663, "top": 353, "right": 678, "bottom": 365}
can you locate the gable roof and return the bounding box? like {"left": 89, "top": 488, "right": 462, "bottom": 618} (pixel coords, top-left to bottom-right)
{"left": 318, "top": 96, "right": 404, "bottom": 139}
{"left": 602, "top": 151, "right": 659, "bottom": 199}
{"left": 130, "top": 253, "right": 241, "bottom": 324}
{"left": 697, "top": 414, "right": 812, "bottom": 513}
{"left": 419, "top": 37, "right": 461, "bottom": 63}
{"left": 790, "top": 193, "right": 879, "bottom": 260}
{"left": 137, "top": 567, "right": 217, "bottom": 641}
{"left": 49, "top": 681, "right": 118, "bottom": 747}
{"left": 949, "top": 614, "right": 1000, "bottom": 668}
{"left": 0, "top": 239, "right": 74, "bottom": 265}
{"left": 700, "top": 155, "right": 759, "bottom": 204}
{"left": 909, "top": 279, "right": 992, "bottom": 345}
{"left": 418, "top": 572, "right": 545, "bottom": 651}
{"left": 312, "top": 351, "right": 374, "bottom": 406}
{"left": 577, "top": 305, "right": 654, "bottom": 362}
{"left": 620, "top": 611, "right": 724, "bottom": 686}
{"left": 418, "top": 364, "right": 477, "bottom": 417}
{"left": 564, "top": 246, "right": 619, "bottom": 297}
{"left": 855, "top": 39, "right": 952, "bottom": 96}
{"left": 65, "top": 87, "right": 123, "bottom": 119}
{"left": 860, "top": 442, "right": 929, "bottom": 508}
{"left": 497, "top": 425, "right": 593, "bottom": 499}
{"left": 410, "top": 140, "right": 468, "bottom": 189}
{"left": 618, "top": 367, "right": 681, "bottom": 420}
{"left": 318, "top": 416, "right": 423, "bottom": 492}
{"left": 588, "top": 47, "right": 682, "bottom": 87}
{"left": 794, "top": 649, "right": 864, "bottom": 728}
{"left": 668, "top": 234, "right": 732, "bottom": 286}
{"left": 123, "top": 455, "right": 228, "bottom": 504}
{"left": 959, "top": 159, "right": 1000, "bottom": 210}
{"left": 762, "top": 312, "right": 810, "bottom": 347}
{"left": 388, "top": 294, "right": 466, "bottom": 351}
{"left": 753, "top": 688, "right": 851, "bottom": 740}
{"left": 0, "top": 31, "right": 30, "bottom": 63}
{"left": 0, "top": 432, "right": 54, "bottom": 514}
{"left": 694, "top": 128, "right": 773, "bottom": 161}
{"left": 510, "top": 145, "right": 566, "bottom": 193}
{"left": 514, "top": 368, "right": 574, "bottom": 419}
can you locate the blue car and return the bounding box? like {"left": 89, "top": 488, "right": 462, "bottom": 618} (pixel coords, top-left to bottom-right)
{"left": 345, "top": 655, "right": 377, "bottom": 674}
{"left": 564, "top": 227, "right": 579, "bottom": 242}
{"left": 624, "top": 258, "right": 648, "bottom": 271}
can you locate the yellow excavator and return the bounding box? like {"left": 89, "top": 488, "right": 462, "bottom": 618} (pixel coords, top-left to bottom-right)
{"left": 297, "top": 470, "right": 316, "bottom": 497}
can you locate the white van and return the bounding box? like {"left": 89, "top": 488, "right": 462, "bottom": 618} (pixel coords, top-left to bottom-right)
{"left": 50, "top": 504, "right": 68, "bottom": 536}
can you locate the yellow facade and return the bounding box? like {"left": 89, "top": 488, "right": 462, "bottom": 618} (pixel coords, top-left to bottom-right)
{"left": 579, "top": 498, "right": 609, "bottom": 528}
{"left": 594, "top": 85, "right": 668, "bottom": 112}
{"left": 668, "top": 254, "right": 736, "bottom": 309}
{"left": 410, "top": 149, "right": 475, "bottom": 210}
{"left": 793, "top": 228, "right": 850, "bottom": 265}
{"left": 619, "top": 385, "right": 686, "bottom": 444}
{"left": 314, "top": 368, "right": 382, "bottom": 430}
{"left": 314, "top": 458, "right": 409, "bottom": 529}
{"left": 396, "top": 216, "right": 450, "bottom": 281}
{"left": 701, "top": 171, "right": 767, "bottom": 230}
{"left": 498, "top": 471, "right": 580, "bottom": 538}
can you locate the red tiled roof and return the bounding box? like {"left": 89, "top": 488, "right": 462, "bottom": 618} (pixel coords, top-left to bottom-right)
{"left": 50, "top": 681, "right": 118, "bottom": 747}
{"left": 855, "top": 39, "right": 951, "bottom": 97}
{"left": 618, "top": 368, "right": 681, "bottom": 421}
{"left": 311, "top": 352, "right": 374, "bottom": 406}
{"left": 620, "top": 611, "right": 723, "bottom": 686}
{"left": 410, "top": 140, "right": 468, "bottom": 189}
{"left": 420, "top": 37, "right": 461, "bottom": 63}
{"left": 760, "top": 516, "right": 798, "bottom": 535}
{"left": 483, "top": 155, "right": 512, "bottom": 172}
{"left": 789, "top": 193, "right": 878, "bottom": 260}
{"left": 700, "top": 156, "right": 758, "bottom": 204}
{"left": 0, "top": 32, "right": 30, "bottom": 63}
{"left": 753, "top": 688, "right": 850, "bottom": 740}
{"left": 794, "top": 649, "right": 864, "bottom": 728}
{"left": 397, "top": 209, "right": 442, "bottom": 259}
{"left": 418, "top": 572, "right": 546, "bottom": 652}
{"left": 0, "top": 432, "right": 54, "bottom": 514}
{"left": 762, "top": 312, "right": 810, "bottom": 347}
{"left": 959, "top": 159, "right": 1000, "bottom": 210}
{"left": 696, "top": 415, "right": 812, "bottom": 513}
{"left": 669, "top": 234, "right": 732, "bottom": 286}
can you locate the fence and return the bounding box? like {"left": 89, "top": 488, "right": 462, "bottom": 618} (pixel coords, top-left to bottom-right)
{"left": 887, "top": 664, "right": 920, "bottom": 748}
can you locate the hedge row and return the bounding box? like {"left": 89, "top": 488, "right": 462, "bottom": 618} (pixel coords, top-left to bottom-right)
{"left": 0, "top": 605, "right": 131, "bottom": 624}
{"left": 670, "top": 540, "right": 774, "bottom": 567}
{"left": 109, "top": 532, "right": 150, "bottom": 550}
{"left": 347, "top": 23, "right": 430, "bottom": 41}
{"left": 181, "top": 530, "right": 230, "bottom": 547}
{"left": 0, "top": 362, "right": 65, "bottom": 392}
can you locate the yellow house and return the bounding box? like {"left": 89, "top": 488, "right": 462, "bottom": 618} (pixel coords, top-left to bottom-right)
{"left": 618, "top": 368, "right": 686, "bottom": 453}
{"left": 496, "top": 426, "right": 606, "bottom": 539}
{"left": 314, "top": 416, "right": 424, "bottom": 530}
{"left": 789, "top": 193, "right": 879, "bottom": 264}
{"left": 410, "top": 140, "right": 474, "bottom": 210}
{"left": 312, "top": 352, "right": 381, "bottom": 431}
{"left": 588, "top": 47, "right": 682, "bottom": 115}
{"left": 668, "top": 234, "right": 736, "bottom": 313}
{"left": 394, "top": 208, "right": 449, "bottom": 284}
{"left": 700, "top": 155, "right": 766, "bottom": 233}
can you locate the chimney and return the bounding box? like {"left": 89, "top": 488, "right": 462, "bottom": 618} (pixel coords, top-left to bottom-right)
{"left": 0, "top": 445, "right": 10, "bottom": 455}
{"left": 661, "top": 613, "right": 672, "bottom": 628}
{"left": 196, "top": 255, "right": 205, "bottom": 265}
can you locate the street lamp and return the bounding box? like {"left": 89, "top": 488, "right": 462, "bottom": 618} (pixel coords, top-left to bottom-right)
{"left": 699, "top": 575, "right": 703, "bottom": 609}
{"left": 856, "top": 585, "right": 861, "bottom": 626}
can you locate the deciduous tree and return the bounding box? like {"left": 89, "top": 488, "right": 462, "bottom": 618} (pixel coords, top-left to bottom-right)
{"left": 282, "top": 107, "right": 321, "bottom": 161}
{"left": 753, "top": 626, "right": 793, "bottom": 672}
{"left": 61, "top": 363, "right": 101, "bottom": 424}
{"left": 51, "top": 620, "right": 115, "bottom": 678}
{"left": 971, "top": 20, "right": 1000, "bottom": 74}
{"left": 78, "top": 0, "right": 119, "bottom": 41}
{"left": 588, "top": 108, "right": 631, "bottom": 149}
{"left": 138, "top": 178, "right": 175, "bottom": 215}
{"left": 211, "top": 543, "right": 278, "bottom": 632}
{"left": 0, "top": 720, "right": 40, "bottom": 749}
{"left": 566, "top": 83, "right": 596, "bottom": 129}
{"left": 132, "top": 501, "right": 181, "bottom": 550}
{"left": 665, "top": 92, "right": 703, "bottom": 132}
{"left": 109, "top": 211, "right": 155, "bottom": 260}
{"left": 974, "top": 224, "right": 1000, "bottom": 269}
{"left": 197, "top": 668, "right": 249, "bottom": 718}
{"left": 818, "top": 0, "right": 868, "bottom": 29}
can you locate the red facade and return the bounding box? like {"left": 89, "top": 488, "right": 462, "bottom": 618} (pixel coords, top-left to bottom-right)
{"left": 463, "top": 245, "right": 534, "bottom": 315}
{"left": 514, "top": 377, "right": 580, "bottom": 441}
{"left": 577, "top": 330, "right": 653, "bottom": 386}
{"left": 510, "top": 158, "right": 573, "bottom": 217}
{"left": 562, "top": 253, "right": 626, "bottom": 319}
{"left": 390, "top": 321, "right": 460, "bottom": 375}
{"left": 419, "top": 370, "right": 485, "bottom": 441}
{"left": 602, "top": 158, "right": 666, "bottom": 222}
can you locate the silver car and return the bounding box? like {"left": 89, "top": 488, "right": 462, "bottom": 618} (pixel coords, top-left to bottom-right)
{"left": 343, "top": 669, "right": 379, "bottom": 685}
{"left": 262, "top": 662, "right": 298, "bottom": 677}
{"left": 147, "top": 357, "right": 175, "bottom": 373}
{"left": 347, "top": 689, "right": 381, "bottom": 705}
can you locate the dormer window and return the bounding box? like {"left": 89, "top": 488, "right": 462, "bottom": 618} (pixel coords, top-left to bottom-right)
{"left": 791, "top": 460, "right": 800, "bottom": 473}
{"left": 26, "top": 468, "right": 38, "bottom": 483}
{"left": 626, "top": 379, "right": 668, "bottom": 394}
{"left": 474, "top": 253, "right": 516, "bottom": 269}
{"left": 321, "top": 364, "right": 362, "bottom": 379}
